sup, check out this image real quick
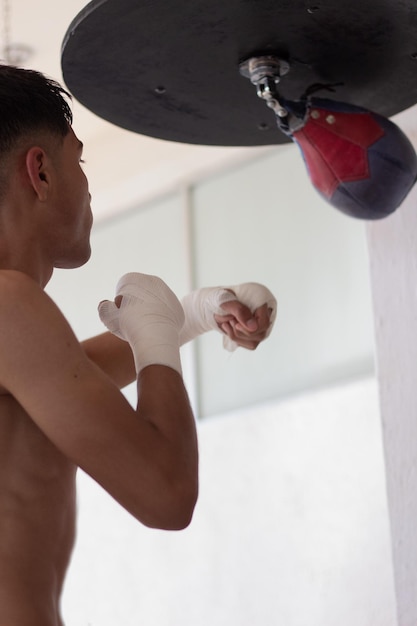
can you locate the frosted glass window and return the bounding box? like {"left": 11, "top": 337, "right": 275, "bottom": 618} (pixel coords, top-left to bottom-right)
{"left": 191, "top": 145, "right": 375, "bottom": 417}
{"left": 47, "top": 147, "right": 375, "bottom": 419}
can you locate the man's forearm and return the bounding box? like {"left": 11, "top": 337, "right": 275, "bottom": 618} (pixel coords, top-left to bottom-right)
{"left": 82, "top": 332, "right": 136, "bottom": 389}
{"left": 85, "top": 280, "right": 276, "bottom": 387}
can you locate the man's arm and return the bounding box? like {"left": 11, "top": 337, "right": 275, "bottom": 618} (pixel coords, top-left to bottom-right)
{"left": 82, "top": 331, "right": 135, "bottom": 389}
{"left": 0, "top": 270, "right": 197, "bottom": 530}
{"left": 179, "top": 282, "right": 277, "bottom": 350}
{"left": 85, "top": 281, "right": 277, "bottom": 388}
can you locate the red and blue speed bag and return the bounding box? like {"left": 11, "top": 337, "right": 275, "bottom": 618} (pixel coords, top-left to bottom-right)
{"left": 288, "top": 98, "right": 417, "bottom": 220}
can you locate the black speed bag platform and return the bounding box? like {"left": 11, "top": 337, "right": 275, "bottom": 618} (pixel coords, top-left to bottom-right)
{"left": 61, "top": 0, "right": 417, "bottom": 147}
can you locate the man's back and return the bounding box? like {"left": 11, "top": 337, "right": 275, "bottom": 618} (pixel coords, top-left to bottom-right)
{"left": 0, "top": 390, "right": 76, "bottom": 626}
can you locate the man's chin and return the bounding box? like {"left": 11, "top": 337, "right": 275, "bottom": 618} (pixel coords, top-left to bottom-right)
{"left": 55, "top": 247, "right": 92, "bottom": 270}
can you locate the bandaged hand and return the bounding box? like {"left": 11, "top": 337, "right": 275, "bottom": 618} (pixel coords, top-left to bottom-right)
{"left": 180, "top": 282, "right": 277, "bottom": 351}
{"left": 98, "top": 273, "right": 184, "bottom": 375}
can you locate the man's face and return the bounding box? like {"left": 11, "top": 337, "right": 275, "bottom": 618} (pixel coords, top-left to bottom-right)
{"left": 51, "top": 127, "right": 93, "bottom": 269}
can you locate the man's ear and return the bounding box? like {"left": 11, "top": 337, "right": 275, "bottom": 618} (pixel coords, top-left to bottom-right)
{"left": 25, "top": 146, "right": 50, "bottom": 201}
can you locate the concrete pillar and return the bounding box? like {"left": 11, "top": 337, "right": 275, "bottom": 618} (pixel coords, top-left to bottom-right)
{"left": 366, "top": 105, "right": 417, "bottom": 626}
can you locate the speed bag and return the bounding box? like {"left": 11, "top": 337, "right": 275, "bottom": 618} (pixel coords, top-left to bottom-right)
{"left": 288, "top": 98, "right": 417, "bottom": 220}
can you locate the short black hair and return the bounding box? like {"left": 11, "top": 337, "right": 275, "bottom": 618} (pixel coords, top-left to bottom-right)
{"left": 0, "top": 64, "right": 73, "bottom": 153}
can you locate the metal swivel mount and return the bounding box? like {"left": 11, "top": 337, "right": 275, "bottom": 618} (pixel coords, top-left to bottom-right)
{"left": 239, "top": 55, "right": 290, "bottom": 120}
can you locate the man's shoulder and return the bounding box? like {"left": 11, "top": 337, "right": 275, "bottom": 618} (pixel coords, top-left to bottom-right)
{"left": 0, "top": 269, "right": 81, "bottom": 393}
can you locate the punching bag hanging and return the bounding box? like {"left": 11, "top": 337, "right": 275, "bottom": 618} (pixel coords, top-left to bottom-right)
{"left": 278, "top": 97, "right": 417, "bottom": 220}
{"left": 240, "top": 56, "right": 417, "bottom": 220}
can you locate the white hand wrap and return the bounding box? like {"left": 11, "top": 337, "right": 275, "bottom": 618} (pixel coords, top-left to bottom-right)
{"left": 180, "top": 282, "right": 277, "bottom": 351}
{"left": 98, "top": 273, "right": 184, "bottom": 375}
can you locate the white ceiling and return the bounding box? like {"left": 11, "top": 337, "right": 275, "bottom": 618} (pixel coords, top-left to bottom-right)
{"left": 1, "top": 0, "right": 269, "bottom": 221}
{"left": 3, "top": 0, "right": 105, "bottom": 141}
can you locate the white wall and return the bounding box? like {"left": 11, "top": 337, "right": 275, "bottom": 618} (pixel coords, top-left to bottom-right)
{"left": 61, "top": 378, "right": 395, "bottom": 626}
{"left": 365, "top": 106, "right": 417, "bottom": 626}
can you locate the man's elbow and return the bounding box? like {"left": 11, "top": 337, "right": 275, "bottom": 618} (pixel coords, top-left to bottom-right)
{"left": 134, "top": 476, "right": 198, "bottom": 531}
{"left": 167, "top": 495, "right": 198, "bottom": 530}
{"left": 158, "top": 455, "right": 199, "bottom": 530}
{"left": 159, "top": 478, "right": 199, "bottom": 530}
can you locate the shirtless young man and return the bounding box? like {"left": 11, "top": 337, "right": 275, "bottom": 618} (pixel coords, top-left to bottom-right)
{"left": 0, "top": 65, "right": 276, "bottom": 625}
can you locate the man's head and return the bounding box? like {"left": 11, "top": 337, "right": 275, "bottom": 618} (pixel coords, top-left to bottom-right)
{"left": 0, "top": 64, "right": 72, "bottom": 153}
{"left": 0, "top": 65, "right": 93, "bottom": 274}
{"left": 0, "top": 65, "right": 74, "bottom": 203}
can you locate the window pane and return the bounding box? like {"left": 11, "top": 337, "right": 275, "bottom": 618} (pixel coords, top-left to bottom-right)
{"left": 191, "top": 146, "right": 375, "bottom": 417}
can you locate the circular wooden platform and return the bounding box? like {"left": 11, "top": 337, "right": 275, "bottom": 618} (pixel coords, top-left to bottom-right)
{"left": 62, "top": 0, "right": 417, "bottom": 146}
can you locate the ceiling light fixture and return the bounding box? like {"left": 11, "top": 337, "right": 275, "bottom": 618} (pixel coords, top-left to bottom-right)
{"left": 1, "top": 0, "right": 33, "bottom": 65}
